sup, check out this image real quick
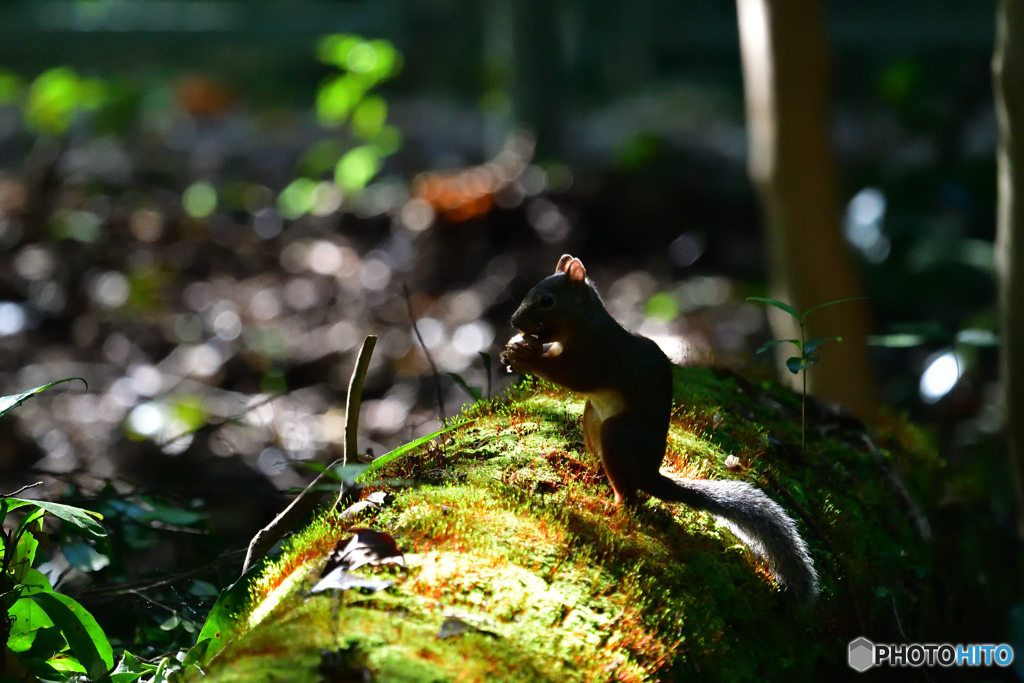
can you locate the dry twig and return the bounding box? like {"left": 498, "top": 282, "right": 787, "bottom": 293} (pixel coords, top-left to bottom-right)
{"left": 240, "top": 335, "right": 377, "bottom": 574}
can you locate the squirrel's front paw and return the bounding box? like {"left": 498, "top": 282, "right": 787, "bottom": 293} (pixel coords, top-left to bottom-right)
{"left": 500, "top": 334, "right": 542, "bottom": 374}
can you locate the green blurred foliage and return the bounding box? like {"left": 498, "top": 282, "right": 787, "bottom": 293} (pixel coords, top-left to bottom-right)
{"left": 260, "top": 367, "right": 287, "bottom": 394}
{"left": 127, "top": 267, "right": 165, "bottom": 314}
{"left": 616, "top": 131, "right": 664, "bottom": 170}
{"left": 183, "top": 182, "right": 218, "bottom": 219}
{"left": 0, "top": 69, "right": 23, "bottom": 104}
{"left": 172, "top": 395, "right": 208, "bottom": 435}
{"left": 316, "top": 73, "right": 368, "bottom": 127}
{"left": 646, "top": 292, "right": 679, "bottom": 322}
{"left": 24, "top": 67, "right": 106, "bottom": 135}
{"left": 25, "top": 67, "right": 85, "bottom": 135}
{"left": 309, "top": 33, "right": 403, "bottom": 198}
{"left": 298, "top": 139, "right": 345, "bottom": 177}
{"left": 277, "top": 177, "right": 319, "bottom": 219}
{"left": 49, "top": 209, "right": 102, "bottom": 243}
{"left": 879, "top": 59, "right": 921, "bottom": 107}
{"left": 335, "top": 144, "right": 381, "bottom": 192}
{"left": 351, "top": 95, "right": 388, "bottom": 140}
{"left": 317, "top": 35, "right": 402, "bottom": 81}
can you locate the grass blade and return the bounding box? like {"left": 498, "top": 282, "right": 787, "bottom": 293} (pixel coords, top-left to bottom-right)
{"left": 358, "top": 422, "right": 463, "bottom": 482}
{"left": 0, "top": 378, "right": 87, "bottom": 418}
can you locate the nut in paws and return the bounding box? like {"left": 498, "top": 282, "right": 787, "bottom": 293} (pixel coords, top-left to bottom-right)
{"left": 501, "top": 334, "right": 542, "bottom": 373}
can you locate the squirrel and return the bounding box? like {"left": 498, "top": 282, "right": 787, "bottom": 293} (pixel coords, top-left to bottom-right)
{"left": 500, "top": 254, "right": 819, "bottom": 603}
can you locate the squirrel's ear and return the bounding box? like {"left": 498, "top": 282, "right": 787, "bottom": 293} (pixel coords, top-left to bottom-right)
{"left": 567, "top": 258, "right": 586, "bottom": 282}
{"left": 555, "top": 254, "right": 573, "bottom": 274}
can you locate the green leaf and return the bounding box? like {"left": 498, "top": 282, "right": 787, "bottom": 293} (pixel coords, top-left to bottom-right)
{"left": 45, "top": 653, "right": 88, "bottom": 674}
{"left": 149, "top": 655, "right": 183, "bottom": 683}
{"left": 111, "top": 650, "right": 156, "bottom": 682}
{"left": 8, "top": 597, "right": 55, "bottom": 646}
{"left": 18, "top": 653, "right": 77, "bottom": 681}
{"left": 357, "top": 423, "right": 460, "bottom": 482}
{"left": 7, "top": 626, "right": 37, "bottom": 654}
{"left": 19, "top": 567, "right": 55, "bottom": 594}
{"left": 746, "top": 297, "right": 800, "bottom": 320}
{"left": 6, "top": 499, "right": 105, "bottom": 541}
{"left": 12, "top": 524, "right": 39, "bottom": 582}
{"left": 105, "top": 497, "right": 205, "bottom": 528}
{"left": 9, "top": 625, "right": 65, "bottom": 661}
{"left": 111, "top": 670, "right": 150, "bottom": 683}
{"left": 62, "top": 540, "right": 110, "bottom": 573}
{"left": 786, "top": 356, "right": 821, "bottom": 374}
{"left": 755, "top": 339, "right": 799, "bottom": 355}
{"left": 800, "top": 296, "right": 867, "bottom": 321}
{"left": 188, "top": 580, "right": 220, "bottom": 598}
{"left": 195, "top": 559, "right": 266, "bottom": 664}
{"left": 16, "top": 506, "right": 46, "bottom": 537}
{"left": 448, "top": 373, "right": 482, "bottom": 403}
{"left": 182, "top": 638, "right": 211, "bottom": 667}
{"left": 30, "top": 591, "right": 113, "bottom": 680}
{"left": 9, "top": 506, "right": 46, "bottom": 581}
{"left": 159, "top": 614, "right": 180, "bottom": 631}
{"left": 802, "top": 336, "right": 842, "bottom": 356}
{"left": 324, "top": 463, "right": 371, "bottom": 484}
{"left": 0, "top": 378, "right": 87, "bottom": 418}
{"left": 292, "top": 460, "right": 328, "bottom": 474}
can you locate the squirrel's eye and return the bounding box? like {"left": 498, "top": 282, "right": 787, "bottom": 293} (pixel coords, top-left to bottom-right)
{"left": 540, "top": 295, "right": 555, "bottom": 308}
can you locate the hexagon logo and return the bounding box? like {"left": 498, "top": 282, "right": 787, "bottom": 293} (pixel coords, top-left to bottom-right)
{"left": 848, "top": 637, "right": 875, "bottom": 672}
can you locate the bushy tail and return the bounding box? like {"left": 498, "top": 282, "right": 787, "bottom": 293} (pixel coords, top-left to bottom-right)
{"left": 644, "top": 474, "right": 819, "bottom": 604}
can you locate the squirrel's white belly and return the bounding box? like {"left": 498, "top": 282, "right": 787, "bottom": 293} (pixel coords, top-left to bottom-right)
{"left": 585, "top": 390, "right": 626, "bottom": 422}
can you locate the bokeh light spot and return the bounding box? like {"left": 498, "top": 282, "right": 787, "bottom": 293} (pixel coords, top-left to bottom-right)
{"left": 920, "top": 350, "right": 964, "bottom": 404}
{"left": 646, "top": 293, "right": 679, "bottom": 322}
{"left": 0, "top": 302, "right": 26, "bottom": 336}
{"left": 183, "top": 181, "right": 217, "bottom": 218}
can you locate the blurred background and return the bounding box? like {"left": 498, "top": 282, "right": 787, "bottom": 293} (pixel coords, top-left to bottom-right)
{"left": 0, "top": 0, "right": 1014, "bottom": 655}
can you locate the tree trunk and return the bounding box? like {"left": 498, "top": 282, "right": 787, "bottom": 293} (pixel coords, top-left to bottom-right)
{"left": 735, "top": 0, "right": 877, "bottom": 420}
{"left": 993, "top": 0, "right": 1024, "bottom": 537}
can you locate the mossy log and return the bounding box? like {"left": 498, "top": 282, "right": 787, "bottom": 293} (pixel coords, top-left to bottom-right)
{"left": 196, "top": 367, "right": 1015, "bottom": 682}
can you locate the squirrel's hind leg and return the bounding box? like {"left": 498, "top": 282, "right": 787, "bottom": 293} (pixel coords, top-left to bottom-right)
{"left": 583, "top": 401, "right": 625, "bottom": 504}
{"left": 594, "top": 412, "right": 667, "bottom": 506}
{"left": 582, "top": 400, "right": 602, "bottom": 458}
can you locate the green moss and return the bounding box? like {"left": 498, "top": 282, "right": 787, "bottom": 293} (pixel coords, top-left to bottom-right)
{"left": 198, "top": 366, "right": 1016, "bottom": 682}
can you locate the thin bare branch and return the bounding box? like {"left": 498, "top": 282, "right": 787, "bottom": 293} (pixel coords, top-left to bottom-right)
{"left": 77, "top": 548, "right": 245, "bottom": 603}
{"left": 1, "top": 481, "right": 43, "bottom": 498}
{"left": 241, "top": 335, "right": 377, "bottom": 574}
{"left": 158, "top": 391, "right": 284, "bottom": 450}
{"left": 403, "top": 282, "right": 446, "bottom": 422}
